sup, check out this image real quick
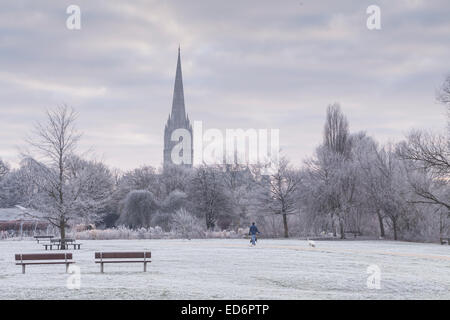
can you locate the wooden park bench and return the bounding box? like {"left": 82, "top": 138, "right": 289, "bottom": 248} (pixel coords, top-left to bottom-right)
{"left": 15, "top": 253, "right": 74, "bottom": 274}
{"left": 43, "top": 238, "right": 81, "bottom": 250}
{"left": 34, "top": 235, "right": 54, "bottom": 243}
{"left": 95, "top": 252, "right": 151, "bottom": 273}
{"left": 440, "top": 237, "right": 450, "bottom": 245}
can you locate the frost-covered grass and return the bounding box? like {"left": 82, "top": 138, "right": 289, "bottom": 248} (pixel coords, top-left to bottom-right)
{"left": 0, "top": 239, "right": 449, "bottom": 299}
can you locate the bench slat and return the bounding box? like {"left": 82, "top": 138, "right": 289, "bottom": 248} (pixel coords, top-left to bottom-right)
{"left": 95, "top": 260, "right": 151, "bottom": 264}
{"left": 16, "top": 262, "right": 74, "bottom": 265}
{"left": 95, "top": 252, "right": 151, "bottom": 259}
{"left": 15, "top": 253, "right": 72, "bottom": 260}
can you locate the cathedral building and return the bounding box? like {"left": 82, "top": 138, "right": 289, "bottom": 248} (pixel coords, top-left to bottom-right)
{"left": 163, "top": 47, "right": 193, "bottom": 167}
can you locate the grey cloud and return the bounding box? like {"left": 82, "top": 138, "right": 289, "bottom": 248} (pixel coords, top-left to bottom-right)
{"left": 0, "top": 0, "right": 449, "bottom": 169}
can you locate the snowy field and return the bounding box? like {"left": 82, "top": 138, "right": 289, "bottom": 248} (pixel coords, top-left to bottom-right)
{"left": 0, "top": 239, "right": 449, "bottom": 300}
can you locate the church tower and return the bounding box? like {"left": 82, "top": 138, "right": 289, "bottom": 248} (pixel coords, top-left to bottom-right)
{"left": 163, "top": 47, "right": 193, "bottom": 167}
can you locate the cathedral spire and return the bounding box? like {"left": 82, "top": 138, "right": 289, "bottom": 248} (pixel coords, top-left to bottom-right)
{"left": 164, "top": 46, "right": 193, "bottom": 167}
{"left": 171, "top": 46, "right": 186, "bottom": 124}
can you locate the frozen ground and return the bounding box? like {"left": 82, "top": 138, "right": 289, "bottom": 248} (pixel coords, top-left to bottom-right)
{"left": 0, "top": 239, "right": 449, "bottom": 299}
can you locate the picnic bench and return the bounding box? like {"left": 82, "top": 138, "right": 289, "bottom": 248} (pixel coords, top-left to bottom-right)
{"left": 15, "top": 253, "right": 74, "bottom": 274}
{"left": 440, "top": 237, "right": 450, "bottom": 245}
{"left": 95, "top": 252, "right": 151, "bottom": 273}
{"left": 34, "top": 235, "right": 54, "bottom": 243}
{"left": 43, "top": 238, "right": 81, "bottom": 250}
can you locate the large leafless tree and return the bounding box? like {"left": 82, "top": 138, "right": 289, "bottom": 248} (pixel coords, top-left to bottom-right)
{"left": 398, "top": 76, "right": 450, "bottom": 212}
{"left": 256, "top": 158, "right": 301, "bottom": 238}
{"left": 24, "top": 105, "right": 82, "bottom": 244}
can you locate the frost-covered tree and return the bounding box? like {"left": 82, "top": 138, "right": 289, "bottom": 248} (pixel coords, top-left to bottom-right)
{"left": 324, "top": 103, "right": 352, "bottom": 158}
{"left": 189, "top": 165, "right": 232, "bottom": 230}
{"left": 353, "top": 136, "right": 387, "bottom": 237}
{"left": 0, "top": 159, "right": 11, "bottom": 207}
{"left": 371, "top": 145, "right": 416, "bottom": 240}
{"left": 152, "top": 189, "right": 189, "bottom": 231}
{"left": 0, "top": 159, "right": 45, "bottom": 208}
{"left": 303, "top": 146, "right": 351, "bottom": 238}
{"left": 160, "top": 164, "right": 192, "bottom": 197}
{"left": 437, "top": 74, "right": 450, "bottom": 133}
{"left": 161, "top": 189, "right": 188, "bottom": 213}
{"left": 24, "top": 106, "right": 81, "bottom": 242}
{"left": 302, "top": 105, "right": 356, "bottom": 238}
{"left": 222, "top": 163, "right": 255, "bottom": 229}
{"left": 256, "top": 158, "right": 301, "bottom": 238}
{"left": 118, "top": 190, "right": 159, "bottom": 228}
{"left": 119, "top": 166, "right": 159, "bottom": 195}
{"left": 65, "top": 156, "right": 115, "bottom": 224}
{"left": 171, "top": 208, "right": 205, "bottom": 239}
{"left": 23, "top": 105, "right": 110, "bottom": 244}
{"left": 0, "top": 159, "right": 9, "bottom": 180}
{"left": 397, "top": 77, "right": 450, "bottom": 212}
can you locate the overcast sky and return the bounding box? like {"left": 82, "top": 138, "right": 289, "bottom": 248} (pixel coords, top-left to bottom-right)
{"left": 0, "top": 0, "right": 449, "bottom": 170}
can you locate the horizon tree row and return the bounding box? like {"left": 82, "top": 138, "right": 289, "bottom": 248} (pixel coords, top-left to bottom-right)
{"left": 0, "top": 77, "right": 449, "bottom": 242}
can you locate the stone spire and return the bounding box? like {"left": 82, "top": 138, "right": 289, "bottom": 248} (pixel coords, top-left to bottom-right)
{"left": 170, "top": 46, "right": 186, "bottom": 125}
{"left": 163, "top": 46, "right": 193, "bottom": 167}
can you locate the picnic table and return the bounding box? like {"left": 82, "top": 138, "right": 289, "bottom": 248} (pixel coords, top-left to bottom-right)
{"left": 34, "top": 235, "right": 54, "bottom": 243}
{"left": 42, "top": 238, "right": 82, "bottom": 250}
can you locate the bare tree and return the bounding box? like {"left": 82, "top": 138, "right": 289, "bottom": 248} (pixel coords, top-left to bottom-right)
{"left": 373, "top": 145, "right": 414, "bottom": 240}
{"left": 353, "top": 137, "right": 387, "bottom": 238}
{"left": 437, "top": 74, "right": 450, "bottom": 133}
{"left": 324, "top": 103, "right": 351, "bottom": 157}
{"left": 303, "top": 145, "right": 358, "bottom": 239}
{"left": 398, "top": 131, "right": 449, "bottom": 178}
{"left": 24, "top": 105, "right": 82, "bottom": 244}
{"left": 0, "top": 159, "right": 9, "bottom": 180}
{"left": 189, "top": 165, "right": 232, "bottom": 230}
{"left": 397, "top": 76, "right": 450, "bottom": 212}
{"left": 256, "top": 158, "right": 301, "bottom": 238}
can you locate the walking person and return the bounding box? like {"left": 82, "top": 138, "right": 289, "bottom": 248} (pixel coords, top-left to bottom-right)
{"left": 249, "top": 222, "right": 260, "bottom": 246}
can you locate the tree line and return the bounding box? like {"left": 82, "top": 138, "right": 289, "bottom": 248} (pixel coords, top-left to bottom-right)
{"left": 0, "top": 77, "right": 449, "bottom": 242}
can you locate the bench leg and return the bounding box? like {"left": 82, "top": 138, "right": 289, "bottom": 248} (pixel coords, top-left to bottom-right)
{"left": 144, "top": 262, "right": 147, "bottom": 272}
{"left": 100, "top": 263, "right": 104, "bottom": 273}
{"left": 22, "top": 265, "right": 25, "bottom": 274}
{"left": 66, "top": 263, "right": 69, "bottom": 273}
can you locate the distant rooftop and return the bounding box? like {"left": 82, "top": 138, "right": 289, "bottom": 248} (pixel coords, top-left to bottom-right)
{"left": 0, "top": 208, "right": 46, "bottom": 222}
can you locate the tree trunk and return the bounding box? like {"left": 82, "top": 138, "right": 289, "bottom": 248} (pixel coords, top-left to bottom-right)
{"left": 392, "top": 218, "right": 398, "bottom": 240}
{"left": 331, "top": 212, "right": 337, "bottom": 237}
{"left": 60, "top": 219, "right": 66, "bottom": 250}
{"left": 282, "top": 213, "right": 289, "bottom": 238}
{"left": 339, "top": 217, "right": 345, "bottom": 239}
{"left": 377, "top": 210, "right": 385, "bottom": 238}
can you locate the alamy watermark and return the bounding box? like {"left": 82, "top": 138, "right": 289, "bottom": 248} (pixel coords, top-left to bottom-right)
{"left": 366, "top": 5, "right": 381, "bottom": 30}
{"left": 66, "top": 5, "right": 81, "bottom": 30}
{"left": 170, "top": 121, "right": 280, "bottom": 174}
{"left": 366, "top": 264, "right": 381, "bottom": 289}
{"left": 66, "top": 264, "right": 81, "bottom": 290}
